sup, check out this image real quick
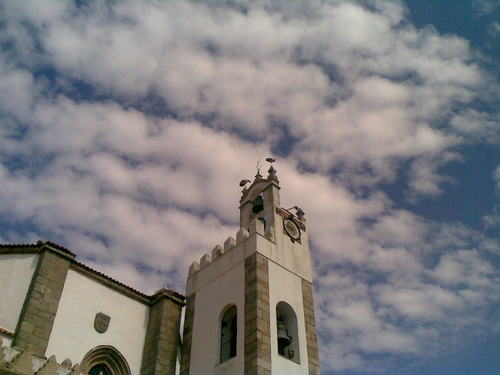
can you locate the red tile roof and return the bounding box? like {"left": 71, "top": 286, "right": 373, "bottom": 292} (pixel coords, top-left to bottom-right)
{"left": 0, "top": 327, "right": 14, "bottom": 337}
{"left": 0, "top": 241, "right": 185, "bottom": 304}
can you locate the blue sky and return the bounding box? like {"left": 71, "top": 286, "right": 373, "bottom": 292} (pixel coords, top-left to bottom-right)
{"left": 0, "top": 1, "right": 498, "bottom": 374}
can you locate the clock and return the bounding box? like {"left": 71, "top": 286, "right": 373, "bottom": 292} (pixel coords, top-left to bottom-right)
{"left": 283, "top": 218, "right": 301, "bottom": 241}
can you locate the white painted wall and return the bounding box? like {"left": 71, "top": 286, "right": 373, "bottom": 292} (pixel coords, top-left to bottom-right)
{"left": 268, "top": 261, "right": 309, "bottom": 375}
{"left": 0, "top": 333, "right": 13, "bottom": 347}
{"left": 187, "top": 240, "right": 246, "bottom": 296}
{"left": 267, "top": 214, "right": 313, "bottom": 283}
{"left": 0, "top": 254, "right": 39, "bottom": 334}
{"left": 187, "top": 216, "right": 314, "bottom": 375}
{"left": 189, "top": 260, "right": 245, "bottom": 375}
{"left": 46, "top": 269, "right": 149, "bottom": 375}
{"left": 239, "top": 178, "right": 313, "bottom": 283}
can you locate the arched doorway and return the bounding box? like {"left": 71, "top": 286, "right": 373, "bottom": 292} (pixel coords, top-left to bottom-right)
{"left": 89, "top": 363, "right": 112, "bottom": 375}
{"left": 81, "top": 345, "right": 130, "bottom": 375}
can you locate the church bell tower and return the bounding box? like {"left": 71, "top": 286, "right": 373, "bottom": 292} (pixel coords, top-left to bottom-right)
{"left": 180, "top": 163, "right": 320, "bottom": 375}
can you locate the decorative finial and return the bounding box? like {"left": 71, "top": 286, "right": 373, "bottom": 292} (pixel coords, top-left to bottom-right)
{"left": 239, "top": 179, "right": 251, "bottom": 187}
{"left": 266, "top": 157, "right": 278, "bottom": 182}
{"left": 296, "top": 207, "right": 305, "bottom": 220}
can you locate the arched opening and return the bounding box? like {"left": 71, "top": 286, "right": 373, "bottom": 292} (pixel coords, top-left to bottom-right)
{"left": 220, "top": 304, "right": 237, "bottom": 363}
{"left": 276, "top": 301, "right": 300, "bottom": 363}
{"left": 251, "top": 193, "right": 264, "bottom": 214}
{"left": 81, "top": 345, "right": 130, "bottom": 375}
{"left": 89, "top": 364, "right": 112, "bottom": 375}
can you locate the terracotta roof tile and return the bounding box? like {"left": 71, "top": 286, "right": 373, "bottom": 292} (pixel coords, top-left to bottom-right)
{"left": 0, "top": 327, "right": 14, "bottom": 337}
{"left": 0, "top": 240, "right": 185, "bottom": 304}
{"left": 0, "top": 243, "right": 40, "bottom": 248}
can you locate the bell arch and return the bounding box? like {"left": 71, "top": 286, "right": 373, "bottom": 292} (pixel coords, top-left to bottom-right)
{"left": 219, "top": 304, "right": 238, "bottom": 363}
{"left": 81, "top": 345, "right": 130, "bottom": 375}
{"left": 276, "top": 301, "right": 300, "bottom": 363}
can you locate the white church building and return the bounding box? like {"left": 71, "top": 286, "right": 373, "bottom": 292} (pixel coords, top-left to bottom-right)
{"left": 0, "top": 165, "right": 320, "bottom": 375}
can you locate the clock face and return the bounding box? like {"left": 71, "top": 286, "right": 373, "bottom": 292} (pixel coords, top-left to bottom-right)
{"left": 283, "top": 218, "right": 300, "bottom": 241}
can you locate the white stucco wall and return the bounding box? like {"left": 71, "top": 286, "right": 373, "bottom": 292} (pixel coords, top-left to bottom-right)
{"left": 267, "top": 214, "right": 313, "bottom": 283}
{"left": 45, "top": 269, "right": 149, "bottom": 375}
{"left": 268, "top": 261, "right": 309, "bottom": 375}
{"left": 0, "top": 333, "right": 13, "bottom": 347}
{"left": 187, "top": 216, "right": 314, "bottom": 375}
{"left": 0, "top": 253, "right": 39, "bottom": 334}
{"left": 190, "top": 260, "right": 245, "bottom": 375}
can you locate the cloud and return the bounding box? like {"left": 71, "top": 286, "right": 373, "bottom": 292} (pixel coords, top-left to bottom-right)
{"left": 483, "top": 165, "right": 500, "bottom": 232}
{"left": 472, "top": 0, "right": 500, "bottom": 16}
{"left": 450, "top": 109, "right": 500, "bottom": 143}
{"left": 430, "top": 249, "right": 496, "bottom": 288}
{"left": 407, "top": 152, "right": 461, "bottom": 199}
{"left": 0, "top": 57, "right": 37, "bottom": 122}
{"left": 490, "top": 22, "right": 500, "bottom": 37}
{"left": 0, "top": 1, "right": 499, "bottom": 373}
{"left": 315, "top": 219, "right": 499, "bottom": 371}
{"left": 494, "top": 166, "right": 500, "bottom": 190}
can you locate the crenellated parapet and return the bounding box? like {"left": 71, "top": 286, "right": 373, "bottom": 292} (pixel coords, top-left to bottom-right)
{"left": 0, "top": 339, "right": 84, "bottom": 375}
{"left": 188, "top": 219, "right": 276, "bottom": 278}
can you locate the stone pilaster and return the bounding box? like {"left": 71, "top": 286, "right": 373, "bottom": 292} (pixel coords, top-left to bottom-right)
{"left": 13, "top": 244, "right": 74, "bottom": 356}
{"left": 244, "top": 253, "right": 271, "bottom": 375}
{"left": 179, "top": 293, "right": 195, "bottom": 375}
{"left": 302, "top": 279, "right": 320, "bottom": 375}
{"left": 140, "top": 289, "right": 184, "bottom": 375}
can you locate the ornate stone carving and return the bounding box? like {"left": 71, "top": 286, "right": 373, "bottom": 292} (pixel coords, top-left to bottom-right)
{"left": 94, "top": 312, "right": 111, "bottom": 333}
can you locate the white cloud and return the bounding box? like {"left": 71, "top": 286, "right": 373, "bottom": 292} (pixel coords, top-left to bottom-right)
{"left": 0, "top": 58, "right": 36, "bottom": 122}
{"left": 430, "top": 249, "right": 495, "bottom": 288}
{"left": 0, "top": 1, "right": 498, "bottom": 373}
{"left": 368, "top": 210, "right": 428, "bottom": 247}
{"left": 374, "top": 283, "right": 463, "bottom": 320}
{"left": 450, "top": 109, "right": 500, "bottom": 143}
{"left": 492, "top": 165, "right": 500, "bottom": 192}
{"left": 407, "top": 152, "right": 461, "bottom": 199}
{"left": 472, "top": 0, "right": 500, "bottom": 15}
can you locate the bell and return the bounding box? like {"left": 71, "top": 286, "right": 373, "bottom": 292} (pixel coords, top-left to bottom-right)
{"left": 277, "top": 321, "right": 292, "bottom": 348}
{"left": 252, "top": 195, "right": 264, "bottom": 214}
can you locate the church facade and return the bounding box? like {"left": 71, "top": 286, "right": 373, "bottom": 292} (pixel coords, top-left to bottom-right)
{"left": 0, "top": 165, "right": 320, "bottom": 375}
{"left": 0, "top": 241, "right": 184, "bottom": 375}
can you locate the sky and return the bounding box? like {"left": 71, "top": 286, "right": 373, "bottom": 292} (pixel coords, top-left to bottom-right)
{"left": 0, "top": 0, "right": 498, "bottom": 374}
